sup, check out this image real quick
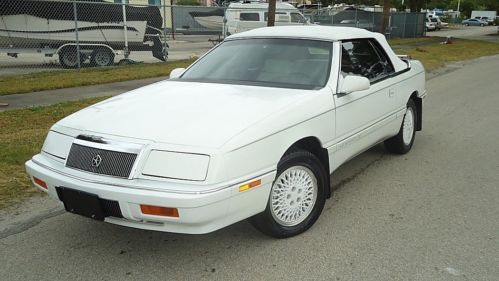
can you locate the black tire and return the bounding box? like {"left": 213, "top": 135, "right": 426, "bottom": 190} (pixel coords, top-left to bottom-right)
{"left": 90, "top": 48, "right": 114, "bottom": 67}
{"left": 384, "top": 99, "right": 417, "bottom": 154}
{"left": 250, "top": 149, "right": 327, "bottom": 238}
{"left": 59, "top": 47, "right": 84, "bottom": 68}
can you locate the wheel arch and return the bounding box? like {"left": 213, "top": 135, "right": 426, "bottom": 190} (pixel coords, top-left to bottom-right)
{"left": 283, "top": 136, "right": 332, "bottom": 198}
{"left": 410, "top": 91, "right": 423, "bottom": 131}
{"left": 56, "top": 43, "right": 115, "bottom": 55}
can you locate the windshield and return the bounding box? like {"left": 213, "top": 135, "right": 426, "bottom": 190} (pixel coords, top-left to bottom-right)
{"left": 179, "top": 38, "right": 332, "bottom": 90}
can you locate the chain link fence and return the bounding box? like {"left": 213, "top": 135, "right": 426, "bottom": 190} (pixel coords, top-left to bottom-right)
{"left": 1, "top": 0, "right": 425, "bottom": 77}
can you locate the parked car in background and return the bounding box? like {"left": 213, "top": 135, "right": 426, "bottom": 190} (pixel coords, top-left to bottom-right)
{"left": 462, "top": 18, "right": 486, "bottom": 26}
{"left": 425, "top": 18, "right": 436, "bottom": 31}
{"left": 225, "top": 2, "right": 308, "bottom": 35}
{"left": 26, "top": 26, "right": 426, "bottom": 238}
{"left": 427, "top": 16, "right": 448, "bottom": 30}
{"left": 429, "top": 18, "right": 441, "bottom": 30}
{"left": 475, "top": 16, "right": 494, "bottom": 25}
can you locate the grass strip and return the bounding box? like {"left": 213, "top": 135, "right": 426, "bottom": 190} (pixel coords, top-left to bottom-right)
{"left": 0, "top": 97, "right": 106, "bottom": 208}
{"left": 0, "top": 59, "right": 195, "bottom": 96}
{"left": 390, "top": 37, "right": 499, "bottom": 71}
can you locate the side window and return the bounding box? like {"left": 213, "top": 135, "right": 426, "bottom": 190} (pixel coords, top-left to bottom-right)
{"left": 240, "top": 13, "right": 260, "bottom": 21}
{"left": 290, "top": 12, "right": 305, "bottom": 23}
{"left": 340, "top": 39, "right": 393, "bottom": 82}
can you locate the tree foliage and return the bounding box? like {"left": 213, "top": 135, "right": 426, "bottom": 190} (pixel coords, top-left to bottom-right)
{"left": 316, "top": 0, "right": 497, "bottom": 17}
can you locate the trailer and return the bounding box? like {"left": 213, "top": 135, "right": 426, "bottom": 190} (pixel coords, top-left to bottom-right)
{"left": 0, "top": 0, "right": 168, "bottom": 68}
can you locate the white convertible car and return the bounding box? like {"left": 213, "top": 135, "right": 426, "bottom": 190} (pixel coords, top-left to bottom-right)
{"left": 26, "top": 26, "right": 426, "bottom": 238}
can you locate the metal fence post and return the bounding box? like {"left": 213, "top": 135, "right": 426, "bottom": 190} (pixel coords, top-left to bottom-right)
{"left": 223, "top": 7, "right": 227, "bottom": 38}
{"left": 355, "top": 9, "right": 358, "bottom": 28}
{"left": 170, "top": 4, "right": 175, "bottom": 40}
{"left": 372, "top": 10, "right": 375, "bottom": 31}
{"left": 414, "top": 13, "right": 418, "bottom": 38}
{"left": 72, "top": 0, "right": 81, "bottom": 70}
{"left": 403, "top": 12, "right": 406, "bottom": 38}
{"left": 122, "top": 0, "right": 129, "bottom": 59}
{"left": 162, "top": 0, "right": 168, "bottom": 62}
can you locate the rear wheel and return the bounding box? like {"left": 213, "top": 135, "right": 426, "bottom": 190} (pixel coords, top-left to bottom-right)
{"left": 250, "top": 149, "right": 326, "bottom": 238}
{"left": 384, "top": 99, "right": 417, "bottom": 154}
{"left": 59, "top": 47, "right": 84, "bottom": 68}
{"left": 90, "top": 48, "right": 114, "bottom": 67}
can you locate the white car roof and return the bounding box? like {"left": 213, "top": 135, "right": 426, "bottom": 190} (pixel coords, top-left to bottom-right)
{"left": 228, "top": 26, "right": 409, "bottom": 72}
{"left": 229, "top": 25, "right": 375, "bottom": 41}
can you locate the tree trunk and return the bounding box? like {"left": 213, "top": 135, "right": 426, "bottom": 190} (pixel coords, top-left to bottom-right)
{"left": 267, "top": 0, "right": 276, "bottom": 26}
{"left": 380, "top": 0, "right": 390, "bottom": 35}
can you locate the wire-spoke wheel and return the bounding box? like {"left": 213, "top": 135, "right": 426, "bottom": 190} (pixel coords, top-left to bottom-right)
{"left": 270, "top": 166, "right": 317, "bottom": 227}
{"left": 250, "top": 149, "right": 326, "bottom": 238}
{"left": 384, "top": 99, "right": 417, "bottom": 154}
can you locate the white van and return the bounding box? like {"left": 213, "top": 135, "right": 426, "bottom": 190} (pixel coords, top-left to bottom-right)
{"left": 226, "top": 2, "right": 308, "bottom": 35}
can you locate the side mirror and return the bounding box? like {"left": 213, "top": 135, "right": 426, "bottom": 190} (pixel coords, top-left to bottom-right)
{"left": 169, "top": 68, "right": 186, "bottom": 79}
{"left": 339, "top": 75, "right": 370, "bottom": 95}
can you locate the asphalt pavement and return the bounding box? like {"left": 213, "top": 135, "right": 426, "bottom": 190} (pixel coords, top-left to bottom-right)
{"left": 427, "top": 25, "right": 499, "bottom": 43}
{"left": 0, "top": 55, "right": 498, "bottom": 280}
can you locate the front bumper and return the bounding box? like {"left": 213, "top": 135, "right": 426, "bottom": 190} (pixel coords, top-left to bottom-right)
{"left": 25, "top": 156, "right": 275, "bottom": 234}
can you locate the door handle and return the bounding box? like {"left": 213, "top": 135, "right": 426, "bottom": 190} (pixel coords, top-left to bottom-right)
{"left": 389, "top": 89, "right": 395, "bottom": 98}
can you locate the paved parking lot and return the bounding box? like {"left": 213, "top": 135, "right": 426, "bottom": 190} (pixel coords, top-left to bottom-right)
{"left": 1, "top": 53, "right": 498, "bottom": 280}
{"left": 0, "top": 35, "right": 215, "bottom": 76}
{"left": 427, "top": 25, "right": 499, "bottom": 43}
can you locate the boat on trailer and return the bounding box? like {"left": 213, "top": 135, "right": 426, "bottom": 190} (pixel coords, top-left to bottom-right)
{"left": 0, "top": 0, "right": 167, "bottom": 67}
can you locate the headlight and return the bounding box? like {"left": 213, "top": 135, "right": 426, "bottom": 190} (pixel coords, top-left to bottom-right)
{"left": 42, "top": 131, "right": 74, "bottom": 162}
{"left": 142, "top": 150, "right": 210, "bottom": 181}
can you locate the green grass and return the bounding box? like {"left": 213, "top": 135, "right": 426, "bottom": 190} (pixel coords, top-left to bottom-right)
{"left": 390, "top": 37, "right": 499, "bottom": 71}
{"left": 0, "top": 59, "right": 195, "bottom": 96}
{"left": 0, "top": 97, "right": 106, "bottom": 208}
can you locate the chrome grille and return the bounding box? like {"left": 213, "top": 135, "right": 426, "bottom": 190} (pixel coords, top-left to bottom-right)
{"left": 66, "top": 143, "right": 137, "bottom": 178}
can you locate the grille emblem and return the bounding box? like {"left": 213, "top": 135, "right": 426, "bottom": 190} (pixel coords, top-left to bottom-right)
{"left": 91, "top": 154, "right": 102, "bottom": 168}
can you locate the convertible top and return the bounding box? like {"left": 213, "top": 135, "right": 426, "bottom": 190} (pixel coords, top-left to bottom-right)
{"left": 228, "top": 25, "right": 409, "bottom": 72}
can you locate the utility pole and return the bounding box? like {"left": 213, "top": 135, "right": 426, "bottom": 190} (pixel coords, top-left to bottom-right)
{"left": 381, "top": 0, "right": 390, "bottom": 35}
{"left": 267, "top": 0, "right": 276, "bottom": 26}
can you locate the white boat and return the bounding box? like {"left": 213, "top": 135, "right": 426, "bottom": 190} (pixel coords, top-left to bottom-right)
{"left": 189, "top": 8, "right": 225, "bottom": 30}
{"left": 0, "top": 0, "right": 167, "bottom": 66}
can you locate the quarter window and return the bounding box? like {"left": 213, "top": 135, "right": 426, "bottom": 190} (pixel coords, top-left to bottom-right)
{"left": 240, "top": 13, "right": 260, "bottom": 21}
{"left": 340, "top": 39, "right": 394, "bottom": 82}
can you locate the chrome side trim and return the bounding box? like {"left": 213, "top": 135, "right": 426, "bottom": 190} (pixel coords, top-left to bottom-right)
{"left": 32, "top": 157, "right": 276, "bottom": 195}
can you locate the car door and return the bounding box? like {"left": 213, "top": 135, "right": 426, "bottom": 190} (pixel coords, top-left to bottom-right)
{"left": 331, "top": 38, "right": 396, "bottom": 170}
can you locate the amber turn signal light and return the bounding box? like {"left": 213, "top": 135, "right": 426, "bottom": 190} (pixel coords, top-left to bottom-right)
{"left": 33, "top": 177, "right": 48, "bottom": 189}
{"left": 239, "top": 179, "right": 261, "bottom": 192}
{"left": 140, "top": 204, "right": 179, "bottom": 217}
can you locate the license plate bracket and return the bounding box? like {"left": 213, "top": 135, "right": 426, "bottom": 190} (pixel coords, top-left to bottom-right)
{"left": 56, "top": 187, "right": 104, "bottom": 221}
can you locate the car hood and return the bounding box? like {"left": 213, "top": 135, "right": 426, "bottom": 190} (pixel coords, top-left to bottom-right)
{"left": 57, "top": 81, "right": 311, "bottom": 149}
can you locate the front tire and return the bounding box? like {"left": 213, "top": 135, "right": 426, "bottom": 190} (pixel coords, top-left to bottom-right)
{"left": 250, "top": 149, "right": 327, "bottom": 238}
{"left": 384, "top": 99, "right": 417, "bottom": 154}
